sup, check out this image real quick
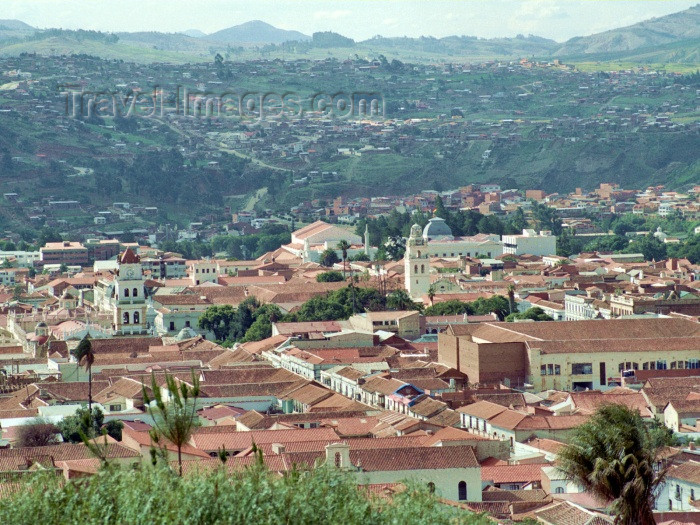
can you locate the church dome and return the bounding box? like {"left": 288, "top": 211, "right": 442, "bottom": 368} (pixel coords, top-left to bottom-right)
{"left": 422, "top": 217, "right": 453, "bottom": 240}
{"left": 36, "top": 321, "right": 48, "bottom": 328}
{"left": 175, "top": 327, "right": 198, "bottom": 341}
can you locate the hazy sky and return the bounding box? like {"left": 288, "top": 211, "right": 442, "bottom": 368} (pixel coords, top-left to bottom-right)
{"left": 2, "top": 0, "right": 697, "bottom": 42}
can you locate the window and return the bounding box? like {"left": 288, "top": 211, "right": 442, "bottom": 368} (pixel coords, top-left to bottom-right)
{"left": 421, "top": 264, "right": 425, "bottom": 273}
{"left": 676, "top": 485, "right": 681, "bottom": 500}
{"left": 185, "top": 321, "right": 191, "bottom": 328}
{"left": 688, "top": 359, "right": 700, "bottom": 369}
{"left": 427, "top": 482, "right": 435, "bottom": 494}
{"left": 541, "top": 365, "right": 547, "bottom": 376}
{"left": 169, "top": 321, "right": 175, "bottom": 331}
{"left": 692, "top": 489, "right": 695, "bottom": 500}
{"left": 109, "top": 404, "right": 121, "bottom": 412}
{"left": 547, "top": 364, "right": 553, "bottom": 376}
{"left": 656, "top": 360, "right": 667, "bottom": 370}
{"left": 554, "top": 365, "right": 561, "bottom": 375}
{"left": 414, "top": 265, "right": 418, "bottom": 274}
{"left": 133, "top": 312, "right": 140, "bottom": 324}
{"left": 572, "top": 363, "right": 593, "bottom": 375}
{"left": 335, "top": 452, "right": 341, "bottom": 467}
{"left": 123, "top": 312, "right": 129, "bottom": 324}
{"left": 124, "top": 288, "right": 129, "bottom": 297}
{"left": 555, "top": 487, "right": 565, "bottom": 494}
{"left": 132, "top": 288, "right": 138, "bottom": 297}
{"left": 458, "top": 481, "right": 467, "bottom": 501}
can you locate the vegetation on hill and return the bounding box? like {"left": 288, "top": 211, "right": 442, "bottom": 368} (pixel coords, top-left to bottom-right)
{"left": 0, "top": 461, "right": 489, "bottom": 525}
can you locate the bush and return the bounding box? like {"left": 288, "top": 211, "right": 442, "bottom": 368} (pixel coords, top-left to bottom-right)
{"left": 0, "top": 462, "right": 490, "bottom": 525}
{"left": 317, "top": 271, "right": 344, "bottom": 282}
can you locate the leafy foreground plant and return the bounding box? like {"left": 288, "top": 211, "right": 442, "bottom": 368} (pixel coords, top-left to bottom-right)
{"left": 557, "top": 404, "right": 668, "bottom": 525}
{"left": 0, "top": 462, "right": 490, "bottom": 525}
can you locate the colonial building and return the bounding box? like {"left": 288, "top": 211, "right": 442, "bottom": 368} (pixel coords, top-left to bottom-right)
{"left": 439, "top": 318, "right": 700, "bottom": 392}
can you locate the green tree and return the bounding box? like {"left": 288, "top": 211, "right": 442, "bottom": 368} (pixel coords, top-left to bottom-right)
{"left": 386, "top": 289, "right": 422, "bottom": 312}
{"left": 72, "top": 336, "right": 95, "bottom": 412}
{"left": 319, "top": 248, "right": 340, "bottom": 267}
{"left": 557, "top": 405, "right": 667, "bottom": 525}
{"left": 337, "top": 240, "right": 351, "bottom": 279}
{"left": 316, "top": 271, "right": 344, "bottom": 282}
{"left": 142, "top": 371, "right": 201, "bottom": 476}
{"left": 626, "top": 233, "right": 667, "bottom": 262}
{"left": 505, "top": 306, "right": 554, "bottom": 322}
{"left": 433, "top": 195, "right": 448, "bottom": 219}
{"left": 242, "top": 304, "right": 282, "bottom": 342}
{"left": 58, "top": 406, "right": 104, "bottom": 443}
{"left": 198, "top": 304, "right": 236, "bottom": 341}
{"left": 424, "top": 300, "right": 473, "bottom": 316}
{"left": 104, "top": 420, "right": 124, "bottom": 441}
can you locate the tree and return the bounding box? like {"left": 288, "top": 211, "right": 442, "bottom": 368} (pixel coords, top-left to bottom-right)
{"left": 16, "top": 418, "right": 60, "bottom": 447}
{"left": 58, "top": 406, "right": 104, "bottom": 443}
{"left": 104, "top": 420, "right": 124, "bottom": 441}
{"left": 319, "top": 248, "right": 340, "bottom": 267}
{"left": 507, "top": 284, "right": 516, "bottom": 315}
{"left": 337, "top": 240, "right": 351, "bottom": 279}
{"left": 557, "top": 405, "right": 667, "bottom": 525}
{"left": 317, "top": 271, "right": 344, "bottom": 282}
{"left": 427, "top": 285, "right": 436, "bottom": 306}
{"left": 505, "top": 306, "right": 554, "bottom": 322}
{"left": 626, "top": 233, "right": 667, "bottom": 262}
{"left": 424, "top": 300, "right": 473, "bottom": 316}
{"left": 198, "top": 304, "right": 236, "bottom": 341}
{"left": 72, "top": 336, "right": 95, "bottom": 412}
{"left": 142, "top": 371, "right": 201, "bottom": 476}
{"left": 386, "top": 289, "right": 422, "bottom": 312}
{"left": 241, "top": 304, "right": 282, "bottom": 342}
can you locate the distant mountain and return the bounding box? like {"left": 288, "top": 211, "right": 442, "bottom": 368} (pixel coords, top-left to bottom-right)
{"left": 207, "top": 20, "right": 310, "bottom": 44}
{"left": 0, "top": 19, "right": 35, "bottom": 40}
{"left": 181, "top": 29, "right": 207, "bottom": 38}
{"left": 556, "top": 4, "right": 700, "bottom": 55}
{"left": 0, "top": 19, "right": 34, "bottom": 31}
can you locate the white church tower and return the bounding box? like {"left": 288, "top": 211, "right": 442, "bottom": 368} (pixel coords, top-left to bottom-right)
{"left": 113, "top": 248, "right": 147, "bottom": 335}
{"left": 404, "top": 224, "right": 431, "bottom": 300}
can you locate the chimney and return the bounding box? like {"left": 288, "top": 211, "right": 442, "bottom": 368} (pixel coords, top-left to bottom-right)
{"left": 271, "top": 443, "right": 285, "bottom": 454}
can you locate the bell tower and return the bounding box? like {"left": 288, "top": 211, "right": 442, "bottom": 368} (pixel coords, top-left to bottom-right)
{"left": 405, "top": 224, "right": 430, "bottom": 300}
{"left": 114, "top": 248, "right": 147, "bottom": 335}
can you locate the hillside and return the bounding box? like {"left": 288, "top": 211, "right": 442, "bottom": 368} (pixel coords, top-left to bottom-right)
{"left": 207, "top": 20, "right": 310, "bottom": 44}
{"left": 556, "top": 4, "right": 700, "bottom": 55}
{"left": 0, "top": 19, "right": 35, "bottom": 40}
{"left": 0, "top": 8, "right": 699, "bottom": 67}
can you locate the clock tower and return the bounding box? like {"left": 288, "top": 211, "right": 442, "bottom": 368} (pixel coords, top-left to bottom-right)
{"left": 114, "top": 248, "right": 147, "bottom": 335}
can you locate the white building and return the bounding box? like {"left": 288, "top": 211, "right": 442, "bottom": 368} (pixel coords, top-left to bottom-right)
{"left": 502, "top": 229, "right": 557, "bottom": 257}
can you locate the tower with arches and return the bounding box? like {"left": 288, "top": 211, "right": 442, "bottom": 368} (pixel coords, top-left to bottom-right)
{"left": 404, "top": 223, "right": 431, "bottom": 300}
{"left": 113, "top": 248, "right": 147, "bottom": 335}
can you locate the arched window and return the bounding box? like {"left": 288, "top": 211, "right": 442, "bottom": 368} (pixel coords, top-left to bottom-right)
{"left": 427, "top": 482, "right": 435, "bottom": 494}
{"left": 133, "top": 311, "right": 140, "bottom": 324}
{"left": 132, "top": 288, "right": 138, "bottom": 297}
{"left": 123, "top": 312, "right": 129, "bottom": 324}
{"left": 414, "top": 264, "right": 418, "bottom": 274}
{"left": 124, "top": 288, "right": 129, "bottom": 297}
{"left": 421, "top": 264, "right": 425, "bottom": 273}
{"left": 555, "top": 487, "right": 565, "bottom": 494}
{"left": 458, "top": 481, "right": 467, "bottom": 501}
